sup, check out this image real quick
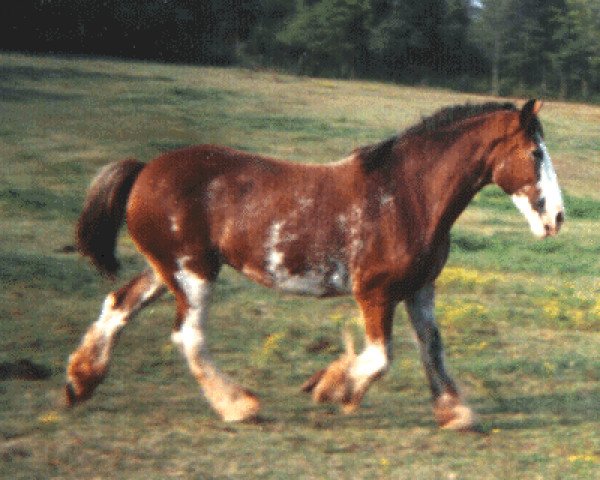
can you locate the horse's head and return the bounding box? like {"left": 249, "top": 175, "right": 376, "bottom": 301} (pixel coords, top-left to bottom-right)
{"left": 492, "top": 99, "right": 564, "bottom": 238}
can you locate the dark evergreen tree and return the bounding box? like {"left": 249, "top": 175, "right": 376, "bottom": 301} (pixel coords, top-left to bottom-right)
{"left": 276, "top": 0, "right": 371, "bottom": 77}
{"left": 0, "top": 0, "right": 597, "bottom": 100}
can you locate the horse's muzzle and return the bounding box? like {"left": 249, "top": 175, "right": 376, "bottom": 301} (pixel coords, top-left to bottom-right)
{"left": 543, "top": 210, "right": 565, "bottom": 237}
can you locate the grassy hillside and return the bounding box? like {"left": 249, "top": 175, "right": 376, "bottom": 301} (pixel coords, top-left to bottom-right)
{"left": 0, "top": 52, "right": 599, "bottom": 479}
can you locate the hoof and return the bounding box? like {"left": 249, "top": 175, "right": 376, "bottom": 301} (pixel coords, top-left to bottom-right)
{"left": 301, "top": 368, "right": 327, "bottom": 394}
{"left": 64, "top": 381, "right": 92, "bottom": 407}
{"left": 434, "top": 392, "right": 479, "bottom": 431}
{"left": 65, "top": 382, "right": 77, "bottom": 407}
{"left": 218, "top": 389, "right": 261, "bottom": 423}
{"left": 301, "top": 356, "right": 354, "bottom": 406}
{"left": 64, "top": 373, "right": 103, "bottom": 407}
{"left": 302, "top": 332, "right": 365, "bottom": 413}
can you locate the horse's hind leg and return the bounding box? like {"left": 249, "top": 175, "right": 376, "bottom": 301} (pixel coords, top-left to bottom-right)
{"left": 405, "top": 283, "right": 478, "bottom": 430}
{"left": 170, "top": 259, "right": 260, "bottom": 422}
{"left": 66, "top": 269, "right": 166, "bottom": 405}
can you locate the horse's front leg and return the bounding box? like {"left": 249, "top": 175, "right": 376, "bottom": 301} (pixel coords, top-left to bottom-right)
{"left": 405, "top": 283, "right": 478, "bottom": 430}
{"left": 302, "top": 293, "right": 395, "bottom": 413}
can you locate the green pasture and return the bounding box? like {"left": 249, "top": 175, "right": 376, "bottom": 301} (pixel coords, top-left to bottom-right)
{"left": 0, "top": 53, "right": 599, "bottom": 479}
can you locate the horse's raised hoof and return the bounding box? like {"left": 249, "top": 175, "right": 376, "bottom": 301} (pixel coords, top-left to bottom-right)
{"left": 64, "top": 372, "right": 103, "bottom": 407}
{"left": 301, "top": 355, "right": 354, "bottom": 406}
{"left": 65, "top": 382, "right": 77, "bottom": 407}
{"left": 301, "top": 368, "right": 327, "bottom": 394}
{"left": 216, "top": 388, "right": 261, "bottom": 423}
{"left": 434, "top": 392, "right": 479, "bottom": 432}
{"left": 64, "top": 381, "right": 92, "bottom": 407}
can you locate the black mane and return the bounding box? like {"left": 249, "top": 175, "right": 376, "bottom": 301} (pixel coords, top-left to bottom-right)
{"left": 403, "top": 101, "right": 517, "bottom": 139}
{"left": 358, "top": 102, "right": 517, "bottom": 172}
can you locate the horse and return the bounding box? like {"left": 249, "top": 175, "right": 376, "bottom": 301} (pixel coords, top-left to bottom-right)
{"left": 66, "top": 99, "right": 564, "bottom": 430}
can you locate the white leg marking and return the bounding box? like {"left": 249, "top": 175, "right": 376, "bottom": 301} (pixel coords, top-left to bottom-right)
{"left": 173, "top": 264, "right": 259, "bottom": 421}
{"left": 173, "top": 266, "right": 212, "bottom": 361}
{"left": 96, "top": 294, "right": 127, "bottom": 337}
{"left": 351, "top": 342, "right": 389, "bottom": 380}
{"left": 67, "top": 293, "right": 127, "bottom": 384}
{"left": 85, "top": 294, "right": 128, "bottom": 368}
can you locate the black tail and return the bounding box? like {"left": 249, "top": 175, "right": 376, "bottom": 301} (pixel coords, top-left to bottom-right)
{"left": 76, "top": 159, "right": 145, "bottom": 278}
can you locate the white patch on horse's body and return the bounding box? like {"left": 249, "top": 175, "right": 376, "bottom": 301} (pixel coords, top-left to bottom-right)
{"left": 206, "top": 177, "right": 226, "bottom": 203}
{"left": 348, "top": 205, "right": 364, "bottom": 262}
{"left": 169, "top": 215, "right": 180, "bottom": 233}
{"left": 329, "top": 260, "right": 349, "bottom": 292}
{"left": 269, "top": 257, "right": 351, "bottom": 296}
{"left": 265, "top": 221, "right": 350, "bottom": 296}
{"left": 275, "top": 270, "right": 331, "bottom": 296}
{"left": 298, "top": 197, "right": 314, "bottom": 211}
{"left": 266, "top": 221, "right": 285, "bottom": 278}
{"left": 380, "top": 193, "right": 394, "bottom": 207}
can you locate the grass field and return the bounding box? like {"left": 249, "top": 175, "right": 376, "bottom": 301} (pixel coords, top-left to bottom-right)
{"left": 1, "top": 52, "right": 599, "bottom": 479}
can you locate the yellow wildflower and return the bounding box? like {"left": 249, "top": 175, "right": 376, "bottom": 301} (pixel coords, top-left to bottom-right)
{"left": 39, "top": 411, "right": 61, "bottom": 424}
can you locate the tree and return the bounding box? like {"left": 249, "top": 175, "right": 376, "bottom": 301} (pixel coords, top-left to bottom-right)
{"left": 472, "top": 0, "right": 512, "bottom": 95}
{"left": 550, "top": 0, "right": 600, "bottom": 98}
{"left": 474, "top": 0, "right": 567, "bottom": 96}
{"left": 276, "top": 0, "right": 371, "bottom": 77}
{"left": 369, "top": 0, "right": 483, "bottom": 82}
{"left": 241, "top": 0, "right": 297, "bottom": 67}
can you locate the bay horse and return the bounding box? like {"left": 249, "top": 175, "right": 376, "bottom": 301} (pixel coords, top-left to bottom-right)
{"left": 66, "top": 99, "right": 564, "bottom": 429}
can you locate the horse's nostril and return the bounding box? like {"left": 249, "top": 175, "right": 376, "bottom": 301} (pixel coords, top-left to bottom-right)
{"left": 556, "top": 211, "right": 565, "bottom": 226}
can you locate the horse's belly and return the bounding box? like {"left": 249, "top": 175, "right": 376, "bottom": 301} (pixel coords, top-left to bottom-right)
{"left": 242, "top": 259, "right": 351, "bottom": 297}
{"left": 274, "top": 260, "right": 351, "bottom": 297}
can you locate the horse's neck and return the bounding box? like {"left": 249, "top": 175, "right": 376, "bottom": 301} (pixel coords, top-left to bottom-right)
{"left": 399, "top": 126, "right": 497, "bottom": 242}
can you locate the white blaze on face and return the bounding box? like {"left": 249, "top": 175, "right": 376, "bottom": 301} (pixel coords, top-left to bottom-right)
{"left": 538, "top": 140, "right": 564, "bottom": 220}
{"left": 512, "top": 139, "right": 564, "bottom": 238}
{"left": 511, "top": 194, "right": 546, "bottom": 237}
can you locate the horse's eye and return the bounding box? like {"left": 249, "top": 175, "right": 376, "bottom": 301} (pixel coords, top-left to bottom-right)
{"left": 533, "top": 148, "right": 543, "bottom": 162}
{"left": 535, "top": 197, "right": 546, "bottom": 212}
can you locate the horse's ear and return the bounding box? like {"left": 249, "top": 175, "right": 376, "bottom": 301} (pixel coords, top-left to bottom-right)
{"left": 521, "top": 99, "right": 543, "bottom": 121}
{"left": 520, "top": 99, "right": 543, "bottom": 133}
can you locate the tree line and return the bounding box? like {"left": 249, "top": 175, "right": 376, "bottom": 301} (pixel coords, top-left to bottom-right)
{"left": 2, "top": 0, "right": 599, "bottom": 101}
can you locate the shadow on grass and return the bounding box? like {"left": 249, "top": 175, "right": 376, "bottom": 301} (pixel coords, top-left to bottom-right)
{"left": 0, "top": 185, "right": 81, "bottom": 219}
{"left": 266, "top": 382, "right": 600, "bottom": 433}
{"left": 478, "top": 387, "right": 600, "bottom": 429}
{"left": 0, "top": 64, "right": 172, "bottom": 83}
{"left": 0, "top": 86, "right": 80, "bottom": 102}
{"left": 0, "top": 359, "right": 51, "bottom": 381}
{"left": 0, "top": 250, "right": 99, "bottom": 299}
